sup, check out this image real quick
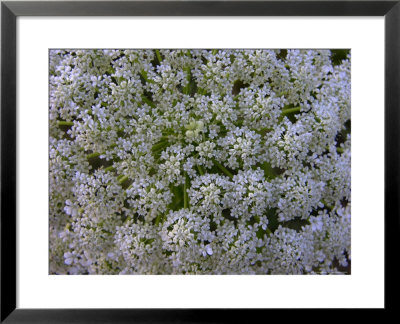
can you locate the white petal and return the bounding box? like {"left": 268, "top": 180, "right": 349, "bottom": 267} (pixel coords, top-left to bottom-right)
{"left": 65, "top": 258, "right": 73, "bottom": 265}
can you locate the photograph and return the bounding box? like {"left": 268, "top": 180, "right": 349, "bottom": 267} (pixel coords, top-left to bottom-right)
{"left": 49, "top": 49, "right": 351, "bottom": 275}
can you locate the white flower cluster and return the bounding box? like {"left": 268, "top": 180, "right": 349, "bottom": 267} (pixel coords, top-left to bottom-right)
{"left": 49, "top": 49, "right": 351, "bottom": 274}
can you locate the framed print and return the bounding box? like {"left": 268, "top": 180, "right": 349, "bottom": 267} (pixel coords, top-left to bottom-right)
{"left": 1, "top": 0, "right": 398, "bottom": 322}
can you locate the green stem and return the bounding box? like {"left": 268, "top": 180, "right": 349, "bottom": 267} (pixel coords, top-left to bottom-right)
{"left": 183, "top": 67, "right": 191, "bottom": 95}
{"left": 104, "top": 166, "right": 115, "bottom": 172}
{"left": 256, "top": 126, "right": 274, "bottom": 135}
{"left": 87, "top": 152, "right": 101, "bottom": 159}
{"left": 212, "top": 49, "right": 218, "bottom": 55}
{"left": 155, "top": 49, "right": 163, "bottom": 64}
{"left": 140, "top": 70, "right": 154, "bottom": 84}
{"left": 152, "top": 140, "right": 169, "bottom": 152}
{"left": 213, "top": 159, "right": 233, "bottom": 179}
{"left": 154, "top": 213, "right": 163, "bottom": 226}
{"left": 266, "top": 228, "right": 272, "bottom": 236}
{"left": 197, "top": 164, "right": 205, "bottom": 176}
{"left": 57, "top": 121, "right": 74, "bottom": 127}
{"left": 118, "top": 175, "right": 128, "bottom": 184}
{"left": 185, "top": 67, "right": 191, "bottom": 82}
{"left": 281, "top": 106, "right": 301, "bottom": 116}
{"left": 184, "top": 173, "right": 190, "bottom": 209}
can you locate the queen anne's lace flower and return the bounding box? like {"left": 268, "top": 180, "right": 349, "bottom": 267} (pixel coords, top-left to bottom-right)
{"left": 50, "top": 49, "right": 351, "bottom": 274}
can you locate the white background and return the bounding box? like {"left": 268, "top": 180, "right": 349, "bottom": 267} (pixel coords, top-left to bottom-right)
{"left": 17, "top": 17, "right": 384, "bottom": 308}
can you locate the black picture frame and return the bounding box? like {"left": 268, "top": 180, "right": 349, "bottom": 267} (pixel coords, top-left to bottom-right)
{"left": 1, "top": 0, "right": 398, "bottom": 322}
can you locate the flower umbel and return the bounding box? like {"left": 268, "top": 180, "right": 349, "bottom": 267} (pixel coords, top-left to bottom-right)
{"left": 49, "top": 49, "right": 351, "bottom": 275}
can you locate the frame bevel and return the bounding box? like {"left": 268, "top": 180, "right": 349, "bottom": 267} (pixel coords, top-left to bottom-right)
{"left": 1, "top": 1, "right": 398, "bottom": 322}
